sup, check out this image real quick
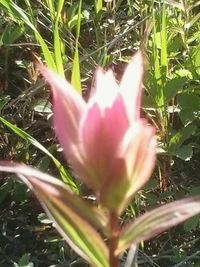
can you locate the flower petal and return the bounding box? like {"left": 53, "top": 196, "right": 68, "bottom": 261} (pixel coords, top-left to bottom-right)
{"left": 90, "top": 68, "right": 119, "bottom": 110}
{"left": 120, "top": 51, "right": 144, "bottom": 121}
{"left": 79, "top": 94, "right": 129, "bottom": 191}
{"left": 79, "top": 103, "right": 104, "bottom": 190}
{"left": 37, "top": 63, "right": 86, "bottom": 160}
{"left": 119, "top": 121, "right": 156, "bottom": 200}
{"left": 100, "top": 121, "right": 156, "bottom": 214}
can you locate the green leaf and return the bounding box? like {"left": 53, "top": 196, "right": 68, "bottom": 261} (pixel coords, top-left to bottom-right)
{"left": 17, "top": 253, "right": 33, "bottom": 267}
{"left": 66, "top": 4, "right": 78, "bottom": 28}
{"left": 1, "top": 0, "right": 56, "bottom": 70}
{"left": 172, "top": 144, "right": 193, "bottom": 161}
{"left": 1, "top": 24, "right": 24, "bottom": 45}
{"left": 71, "top": 43, "right": 81, "bottom": 92}
{"left": 0, "top": 116, "right": 78, "bottom": 191}
{"left": 161, "top": 3, "right": 167, "bottom": 69}
{"left": 95, "top": 0, "right": 102, "bottom": 21}
{"left": 0, "top": 0, "right": 21, "bottom": 22}
{"left": 75, "top": 0, "right": 82, "bottom": 40}
{"left": 71, "top": 0, "right": 82, "bottom": 92}
{"left": 68, "top": 14, "right": 83, "bottom": 29}
{"left": 54, "top": 0, "right": 65, "bottom": 77}
{"left": 178, "top": 92, "right": 200, "bottom": 125}
{"left": 44, "top": 0, "right": 55, "bottom": 22}
{"left": 164, "top": 77, "right": 187, "bottom": 102}
{"left": 188, "top": 12, "right": 200, "bottom": 29}
{"left": 191, "top": 44, "right": 200, "bottom": 75}
{"left": 169, "top": 125, "right": 196, "bottom": 152}
{"left": 175, "top": 69, "right": 193, "bottom": 79}
{"left": 117, "top": 196, "right": 200, "bottom": 254}
{"left": 183, "top": 215, "right": 200, "bottom": 232}
{"left": 179, "top": 109, "right": 197, "bottom": 126}
{"left": 0, "top": 162, "right": 109, "bottom": 267}
{"left": 178, "top": 93, "right": 200, "bottom": 111}
{"left": 151, "top": 8, "right": 164, "bottom": 111}
{"left": 95, "top": 0, "right": 102, "bottom": 14}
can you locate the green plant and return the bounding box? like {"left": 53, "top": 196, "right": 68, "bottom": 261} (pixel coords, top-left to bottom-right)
{"left": 1, "top": 51, "right": 200, "bottom": 267}
{"left": 0, "top": 1, "right": 199, "bottom": 266}
{"left": 143, "top": 1, "right": 200, "bottom": 189}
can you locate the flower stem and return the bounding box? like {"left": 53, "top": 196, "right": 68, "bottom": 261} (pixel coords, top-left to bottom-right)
{"left": 109, "top": 211, "right": 119, "bottom": 267}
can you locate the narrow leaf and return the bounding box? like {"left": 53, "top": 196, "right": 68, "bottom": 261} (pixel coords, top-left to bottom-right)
{"left": 152, "top": 5, "right": 164, "bottom": 110}
{"left": 71, "top": 0, "right": 82, "bottom": 92}
{"left": 161, "top": 2, "right": 167, "bottom": 68}
{"left": 117, "top": 196, "right": 200, "bottom": 254}
{"left": 71, "top": 43, "right": 81, "bottom": 92}
{"left": 0, "top": 162, "right": 109, "bottom": 267}
{"left": 95, "top": 0, "right": 102, "bottom": 21}
{"left": 44, "top": 0, "right": 55, "bottom": 22}
{"left": 0, "top": 116, "right": 77, "bottom": 190}
{"left": 95, "top": 0, "right": 102, "bottom": 15}
{"left": 6, "top": 0, "right": 56, "bottom": 70}
{"left": 54, "top": 0, "right": 65, "bottom": 77}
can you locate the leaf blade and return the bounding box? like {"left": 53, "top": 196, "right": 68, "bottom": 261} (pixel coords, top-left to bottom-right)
{"left": 0, "top": 116, "right": 77, "bottom": 190}
{"left": 0, "top": 162, "right": 109, "bottom": 267}
{"left": 117, "top": 196, "right": 200, "bottom": 254}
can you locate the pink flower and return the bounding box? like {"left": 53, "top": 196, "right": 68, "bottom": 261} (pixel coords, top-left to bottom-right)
{"left": 38, "top": 51, "right": 156, "bottom": 214}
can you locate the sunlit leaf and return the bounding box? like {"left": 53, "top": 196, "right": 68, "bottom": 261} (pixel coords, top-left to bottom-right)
{"left": 0, "top": 116, "right": 77, "bottom": 190}
{"left": 0, "top": 162, "right": 109, "bottom": 267}
{"left": 54, "top": 0, "right": 65, "bottom": 77}
{"left": 117, "top": 196, "right": 200, "bottom": 254}
{"left": 169, "top": 124, "right": 196, "bottom": 152}
{"left": 71, "top": 0, "right": 82, "bottom": 92}
{"left": 95, "top": 0, "right": 102, "bottom": 21}
{"left": 0, "top": 0, "right": 56, "bottom": 70}
{"left": 161, "top": 3, "right": 167, "bottom": 69}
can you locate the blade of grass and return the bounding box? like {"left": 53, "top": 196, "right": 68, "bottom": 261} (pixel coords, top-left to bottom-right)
{"left": 23, "top": 0, "right": 34, "bottom": 23}
{"left": 160, "top": 1, "right": 168, "bottom": 139}
{"left": 152, "top": 3, "right": 162, "bottom": 96}
{"left": 161, "top": 1, "right": 167, "bottom": 79}
{"left": 44, "top": 0, "right": 55, "bottom": 22}
{"left": 0, "top": 116, "right": 78, "bottom": 192}
{"left": 0, "top": 0, "right": 18, "bottom": 21}
{"left": 71, "top": 0, "right": 82, "bottom": 93}
{"left": 25, "top": 0, "right": 65, "bottom": 76}
{"left": 95, "top": 0, "right": 102, "bottom": 20}
{"left": 95, "top": 0, "right": 102, "bottom": 14}
{"left": 53, "top": 0, "right": 65, "bottom": 77}
{"left": 0, "top": 0, "right": 56, "bottom": 71}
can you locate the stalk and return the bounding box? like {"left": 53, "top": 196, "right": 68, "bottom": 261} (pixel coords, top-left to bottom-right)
{"left": 109, "top": 211, "right": 119, "bottom": 267}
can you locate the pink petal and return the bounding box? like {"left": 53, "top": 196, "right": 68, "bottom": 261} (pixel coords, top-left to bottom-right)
{"left": 120, "top": 51, "right": 144, "bottom": 122}
{"left": 79, "top": 94, "right": 129, "bottom": 191}
{"left": 100, "top": 121, "right": 156, "bottom": 214}
{"left": 89, "top": 68, "right": 119, "bottom": 110}
{"left": 119, "top": 121, "right": 156, "bottom": 198}
{"left": 79, "top": 103, "right": 104, "bottom": 190}
{"left": 37, "top": 64, "right": 86, "bottom": 159}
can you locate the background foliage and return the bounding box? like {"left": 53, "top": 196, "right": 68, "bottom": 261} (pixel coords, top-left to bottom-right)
{"left": 0, "top": 0, "right": 199, "bottom": 266}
